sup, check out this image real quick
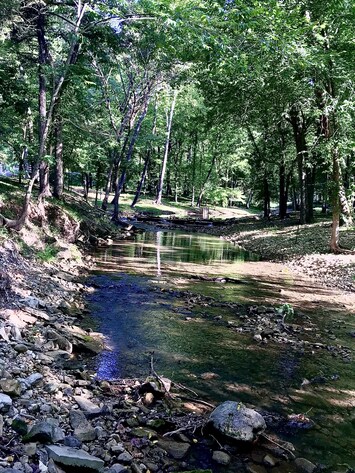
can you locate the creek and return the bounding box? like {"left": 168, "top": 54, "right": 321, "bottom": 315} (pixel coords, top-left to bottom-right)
{"left": 88, "top": 229, "right": 355, "bottom": 470}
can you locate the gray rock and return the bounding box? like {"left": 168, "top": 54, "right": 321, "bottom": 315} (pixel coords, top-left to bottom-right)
{"left": 263, "top": 454, "right": 277, "bottom": 467}
{"left": 1, "top": 469, "right": 23, "bottom": 473}
{"left": 11, "top": 326, "right": 23, "bottom": 341}
{"left": 64, "top": 435, "right": 82, "bottom": 448}
{"left": 294, "top": 458, "right": 316, "bottom": 473}
{"left": 69, "top": 410, "right": 96, "bottom": 442}
{"left": 0, "top": 414, "right": 3, "bottom": 436}
{"left": 44, "top": 383, "right": 59, "bottom": 394}
{"left": 158, "top": 439, "right": 190, "bottom": 459}
{"left": 209, "top": 401, "right": 266, "bottom": 442}
{"left": 14, "top": 344, "right": 27, "bottom": 353}
{"left": 23, "top": 443, "right": 37, "bottom": 456}
{"left": 24, "top": 373, "right": 43, "bottom": 387}
{"left": 0, "top": 393, "right": 13, "bottom": 412}
{"left": 0, "top": 379, "right": 22, "bottom": 397}
{"left": 25, "top": 419, "right": 65, "bottom": 444}
{"left": 12, "top": 417, "right": 29, "bottom": 435}
{"left": 73, "top": 396, "right": 101, "bottom": 415}
{"left": 45, "top": 329, "right": 72, "bottom": 354}
{"left": 107, "top": 464, "right": 128, "bottom": 473}
{"left": 46, "top": 445, "right": 104, "bottom": 470}
{"left": 212, "top": 450, "right": 231, "bottom": 465}
{"left": 117, "top": 452, "right": 133, "bottom": 464}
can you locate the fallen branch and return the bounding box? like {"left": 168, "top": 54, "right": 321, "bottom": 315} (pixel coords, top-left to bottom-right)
{"left": 175, "top": 395, "right": 215, "bottom": 409}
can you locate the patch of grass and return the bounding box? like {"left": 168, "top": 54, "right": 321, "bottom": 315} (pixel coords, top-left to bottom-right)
{"left": 18, "top": 240, "right": 33, "bottom": 258}
{"left": 36, "top": 244, "right": 59, "bottom": 262}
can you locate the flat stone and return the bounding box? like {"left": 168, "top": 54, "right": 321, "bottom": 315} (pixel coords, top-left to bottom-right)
{"left": 47, "top": 350, "right": 71, "bottom": 361}
{"left": 0, "top": 393, "right": 13, "bottom": 412}
{"left": 158, "top": 439, "right": 190, "bottom": 459}
{"left": 247, "top": 465, "right": 267, "bottom": 473}
{"left": 46, "top": 445, "right": 104, "bottom": 470}
{"left": 212, "top": 450, "right": 231, "bottom": 465}
{"left": 73, "top": 396, "right": 101, "bottom": 415}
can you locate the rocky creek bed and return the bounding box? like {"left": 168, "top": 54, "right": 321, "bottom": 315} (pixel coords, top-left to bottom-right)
{"left": 1, "top": 236, "right": 354, "bottom": 473}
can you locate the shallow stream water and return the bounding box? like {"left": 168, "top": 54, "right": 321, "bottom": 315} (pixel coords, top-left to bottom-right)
{"left": 88, "top": 230, "right": 355, "bottom": 469}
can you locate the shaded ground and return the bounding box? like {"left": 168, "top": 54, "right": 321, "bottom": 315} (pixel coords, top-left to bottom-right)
{"left": 140, "top": 212, "right": 355, "bottom": 294}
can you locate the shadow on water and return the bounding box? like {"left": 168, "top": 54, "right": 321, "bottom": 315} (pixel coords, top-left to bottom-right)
{"left": 88, "top": 230, "right": 355, "bottom": 469}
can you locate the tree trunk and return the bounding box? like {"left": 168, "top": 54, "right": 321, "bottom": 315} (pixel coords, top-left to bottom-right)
{"left": 83, "top": 173, "right": 89, "bottom": 201}
{"left": 131, "top": 151, "right": 150, "bottom": 208}
{"left": 131, "top": 96, "right": 158, "bottom": 207}
{"left": 289, "top": 106, "right": 308, "bottom": 224}
{"left": 112, "top": 93, "right": 151, "bottom": 219}
{"left": 155, "top": 90, "right": 177, "bottom": 205}
{"left": 197, "top": 153, "right": 217, "bottom": 207}
{"left": 53, "top": 115, "right": 64, "bottom": 199}
{"left": 330, "top": 148, "right": 341, "bottom": 252}
{"left": 305, "top": 166, "right": 316, "bottom": 223}
{"left": 39, "top": 161, "right": 51, "bottom": 198}
{"left": 279, "top": 162, "right": 287, "bottom": 219}
{"left": 263, "top": 173, "right": 270, "bottom": 218}
{"left": 102, "top": 155, "right": 115, "bottom": 211}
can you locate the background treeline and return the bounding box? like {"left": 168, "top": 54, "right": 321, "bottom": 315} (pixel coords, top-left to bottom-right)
{"left": 0, "top": 0, "right": 354, "bottom": 250}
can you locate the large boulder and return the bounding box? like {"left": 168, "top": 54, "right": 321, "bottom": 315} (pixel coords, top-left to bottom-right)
{"left": 209, "top": 401, "right": 266, "bottom": 442}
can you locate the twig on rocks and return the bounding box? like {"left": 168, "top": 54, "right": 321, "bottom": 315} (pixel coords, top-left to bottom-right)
{"left": 210, "top": 434, "right": 223, "bottom": 449}
{"left": 260, "top": 433, "right": 295, "bottom": 459}
{"left": 172, "top": 381, "right": 198, "bottom": 397}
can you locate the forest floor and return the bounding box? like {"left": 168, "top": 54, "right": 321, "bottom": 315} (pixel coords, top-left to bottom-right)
{"left": 203, "top": 216, "right": 355, "bottom": 294}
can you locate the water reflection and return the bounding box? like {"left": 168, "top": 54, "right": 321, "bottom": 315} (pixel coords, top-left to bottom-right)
{"left": 94, "top": 230, "right": 258, "bottom": 276}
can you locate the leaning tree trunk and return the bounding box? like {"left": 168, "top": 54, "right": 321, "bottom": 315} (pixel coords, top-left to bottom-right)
{"left": 131, "top": 96, "right": 158, "bottom": 208}
{"left": 155, "top": 90, "right": 177, "bottom": 205}
{"left": 112, "top": 93, "right": 151, "bottom": 220}
{"left": 131, "top": 150, "right": 150, "bottom": 208}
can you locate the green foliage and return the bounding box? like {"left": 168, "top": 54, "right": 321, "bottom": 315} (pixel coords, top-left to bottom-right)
{"left": 278, "top": 303, "right": 295, "bottom": 324}
{"left": 36, "top": 245, "right": 59, "bottom": 263}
